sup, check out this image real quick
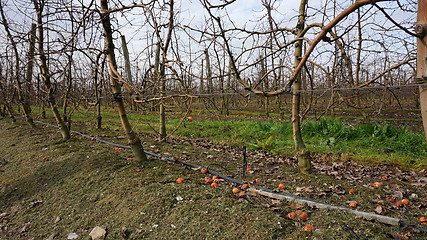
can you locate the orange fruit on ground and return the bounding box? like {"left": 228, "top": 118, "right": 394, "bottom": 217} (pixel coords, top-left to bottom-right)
{"left": 201, "top": 168, "right": 208, "bottom": 174}
{"left": 205, "top": 177, "right": 212, "bottom": 184}
{"left": 82, "top": 135, "right": 86, "bottom": 138}
{"left": 91, "top": 137, "right": 96, "bottom": 141}
{"left": 386, "top": 196, "right": 395, "bottom": 202}
{"left": 287, "top": 212, "right": 297, "bottom": 219}
{"left": 241, "top": 184, "right": 249, "bottom": 190}
{"left": 295, "top": 210, "right": 304, "bottom": 216}
{"left": 401, "top": 199, "right": 410, "bottom": 205}
{"left": 349, "top": 189, "right": 355, "bottom": 195}
{"left": 212, "top": 176, "right": 218, "bottom": 180}
{"left": 303, "top": 224, "right": 314, "bottom": 232}
{"left": 381, "top": 176, "right": 388, "bottom": 181}
{"left": 278, "top": 184, "right": 285, "bottom": 190}
{"left": 299, "top": 212, "right": 308, "bottom": 220}
{"left": 395, "top": 201, "right": 404, "bottom": 208}
{"left": 211, "top": 182, "right": 218, "bottom": 187}
{"left": 187, "top": 116, "right": 193, "bottom": 122}
{"left": 349, "top": 202, "right": 357, "bottom": 208}
{"left": 127, "top": 158, "right": 134, "bottom": 161}
{"left": 177, "top": 178, "right": 184, "bottom": 184}
{"left": 232, "top": 188, "right": 239, "bottom": 194}
{"left": 246, "top": 166, "right": 251, "bottom": 171}
{"left": 213, "top": 179, "right": 220, "bottom": 183}
{"left": 238, "top": 191, "right": 246, "bottom": 197}
{"left": 71, "top": 133, "right": 75, "bottom": 137}
{"left": 420, "top": 217, "right": 427, "bottom": 225}
{"left": 373, "top": 182, "right": 381, "bottom": 188}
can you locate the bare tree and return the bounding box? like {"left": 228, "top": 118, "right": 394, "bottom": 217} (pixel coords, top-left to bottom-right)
{"left": 0, "top": 0, "right": 35, "bottom": 127}
{"left": 292, "top": 0, "right": 311, "bottom": 174}
{"left": 99, "top": 0, "right": 148, "bottom": 162}
{"left": 32, "top": 0, "right": 71, "bottom": 140}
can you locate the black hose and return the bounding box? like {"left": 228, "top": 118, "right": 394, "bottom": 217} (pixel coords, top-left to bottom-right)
{"left": 30, "top": 118, "right": 427, "bottom": 233}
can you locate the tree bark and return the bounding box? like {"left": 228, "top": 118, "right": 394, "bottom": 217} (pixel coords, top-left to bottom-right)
{"left": 158, "top": 0, "right": 174, "bottom": 141}
{"left": 25, "top": 23, "right": 37, "bottom": 125}
{"left": 94, "top": 53, "right": 103, "bottom": 129}
{"left": 355, "top": 8, "right": 362, "bottom": 107}
{"left": 100, "top": 0, "right": 147, "bottom": 162}
{"left": 121, "top": 35, "right": 135, "bottom": 111}
{"left": 32, "top": 0, "right": 70, "bottom": 140}
{"left": 0, "top": 1, "right": 35, "bottom": 127}
{"left": 416, "top": 0, "right": 427, "bottom": 141}
{"left": 292, "top": 0, "right": 311, "bottom": 174}
{"left": 205, "top": 48, "right": 213, "bottom": 93}
{"left": 0, "top": 71, "right": 15, "bottom": 122}
{"left": 62, "top": 54, "right": 72, "bottom": 122}
{"left": 33, "top": 0, "right": 70, "bottom": 140}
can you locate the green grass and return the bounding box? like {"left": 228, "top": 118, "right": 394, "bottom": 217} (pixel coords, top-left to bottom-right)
{"left": 2, "top": 111, "right": 427, "bottom": 239}
{"left": 34, "top": 106, "right": 427, "bottom": 170}
{"left": 302, "top": 119, "right": 427, "bottom": 169}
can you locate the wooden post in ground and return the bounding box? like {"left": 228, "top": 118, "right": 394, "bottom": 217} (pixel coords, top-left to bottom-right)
{"left": 416, "top": 0, "right": 427, "bottom": 141}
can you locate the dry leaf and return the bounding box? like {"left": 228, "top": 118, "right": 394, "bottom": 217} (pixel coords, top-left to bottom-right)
{"left": 19, "top": 222, "right": 31, "bottom": 233}
{"left": 0, "top": 212, "right": 9, "bottom": 218}
{"left": 28, "top": 200, "right": 43, "bottom": 209}
{"left": 369, "top": 199, "right": 384, "bottom": 205}
{"left": 46, "top": 232, "right": 58, "bottom": 240}
{"left": 374, "top": 205, "right": 386, "bottom": 215}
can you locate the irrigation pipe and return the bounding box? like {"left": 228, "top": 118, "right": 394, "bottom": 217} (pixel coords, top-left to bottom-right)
{"left": 31, "top": 119, "right": 427, "bottom": 232}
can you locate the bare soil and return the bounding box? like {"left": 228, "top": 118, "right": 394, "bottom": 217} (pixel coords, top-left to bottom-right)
{"left": 1, "top": 116, "right": 426, "bottom": 239}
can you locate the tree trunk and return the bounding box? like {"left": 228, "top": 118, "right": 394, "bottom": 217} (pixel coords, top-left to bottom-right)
{"left": 32, "top": 0, "right": 70, "bottom": 140}
{"left": 94, "top": 52, "right": 103, "bottom": 129}
{"left": 416, "top": 0, "right": 427, "bottom": 141}
{"left": 154, "top": 41, "right": 161, "bottom": 114}
{"left": 121, "top": 35, "right": 135, "bottom": 111}
{"left": 292, "top": 0, "right": 311, "bottom": 174}
{"left": 0, "top": 2, "right": 35, "bottom": 127}
{"left": 199, "top": 59, "right": 204, "bottom": 93}
{"left": 25, "top": 23, "right": 37, "bottom": 125}
{"left": 205, "top": 48, "right": 213, "bottom": 93}
{"left": 0, "top": 75, "right": 15, "bottom": 122}
{"left": 100, "top": 0, "right": 147, "bottom": 162}
{"left": 355, "top": 8, "right": 362, "bottom": 107}
{"left": 158, "top": 0, "right": 174, "bottom": 141}
{"left": 62, "top": 54, "right": 72, "bottom": 122}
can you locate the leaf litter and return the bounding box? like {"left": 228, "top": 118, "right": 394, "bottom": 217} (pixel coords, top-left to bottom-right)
{"left": 0, "top": 118, "right": 426, "bottom": 239}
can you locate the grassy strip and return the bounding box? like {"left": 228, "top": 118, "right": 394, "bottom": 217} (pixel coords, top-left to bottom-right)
{"left": 35, "top": 107, "right": 427, "bottom": 170}
{"left": 3, "top": 113, "right": 427, "bottom": 239}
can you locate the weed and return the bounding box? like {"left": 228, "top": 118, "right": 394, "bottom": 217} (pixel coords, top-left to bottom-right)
{"left": 34, "top": 107, "right": 426, "bottom": 170}
{"left": 248, "top": 136, "right": 274, "bottom": 151}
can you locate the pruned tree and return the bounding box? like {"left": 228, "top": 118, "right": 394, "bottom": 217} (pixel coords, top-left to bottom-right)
{"left": 32, "top": 0, "right": 70, "bottom": 139}
{"left": 0, "top": 0, "right": 35, "bottom": 127}
{"left": 195, "top": 0, "right": 420, "bottom": 173}
{"left": 292, "top": 0, "right": 311, "bottom": 174}
{"left": 99, "top": 0, "right": 148, "bottom": 162}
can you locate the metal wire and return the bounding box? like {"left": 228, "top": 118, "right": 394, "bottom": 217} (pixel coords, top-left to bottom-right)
{"left": 62, "top": 83, "right": 427, "bottom": 102}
